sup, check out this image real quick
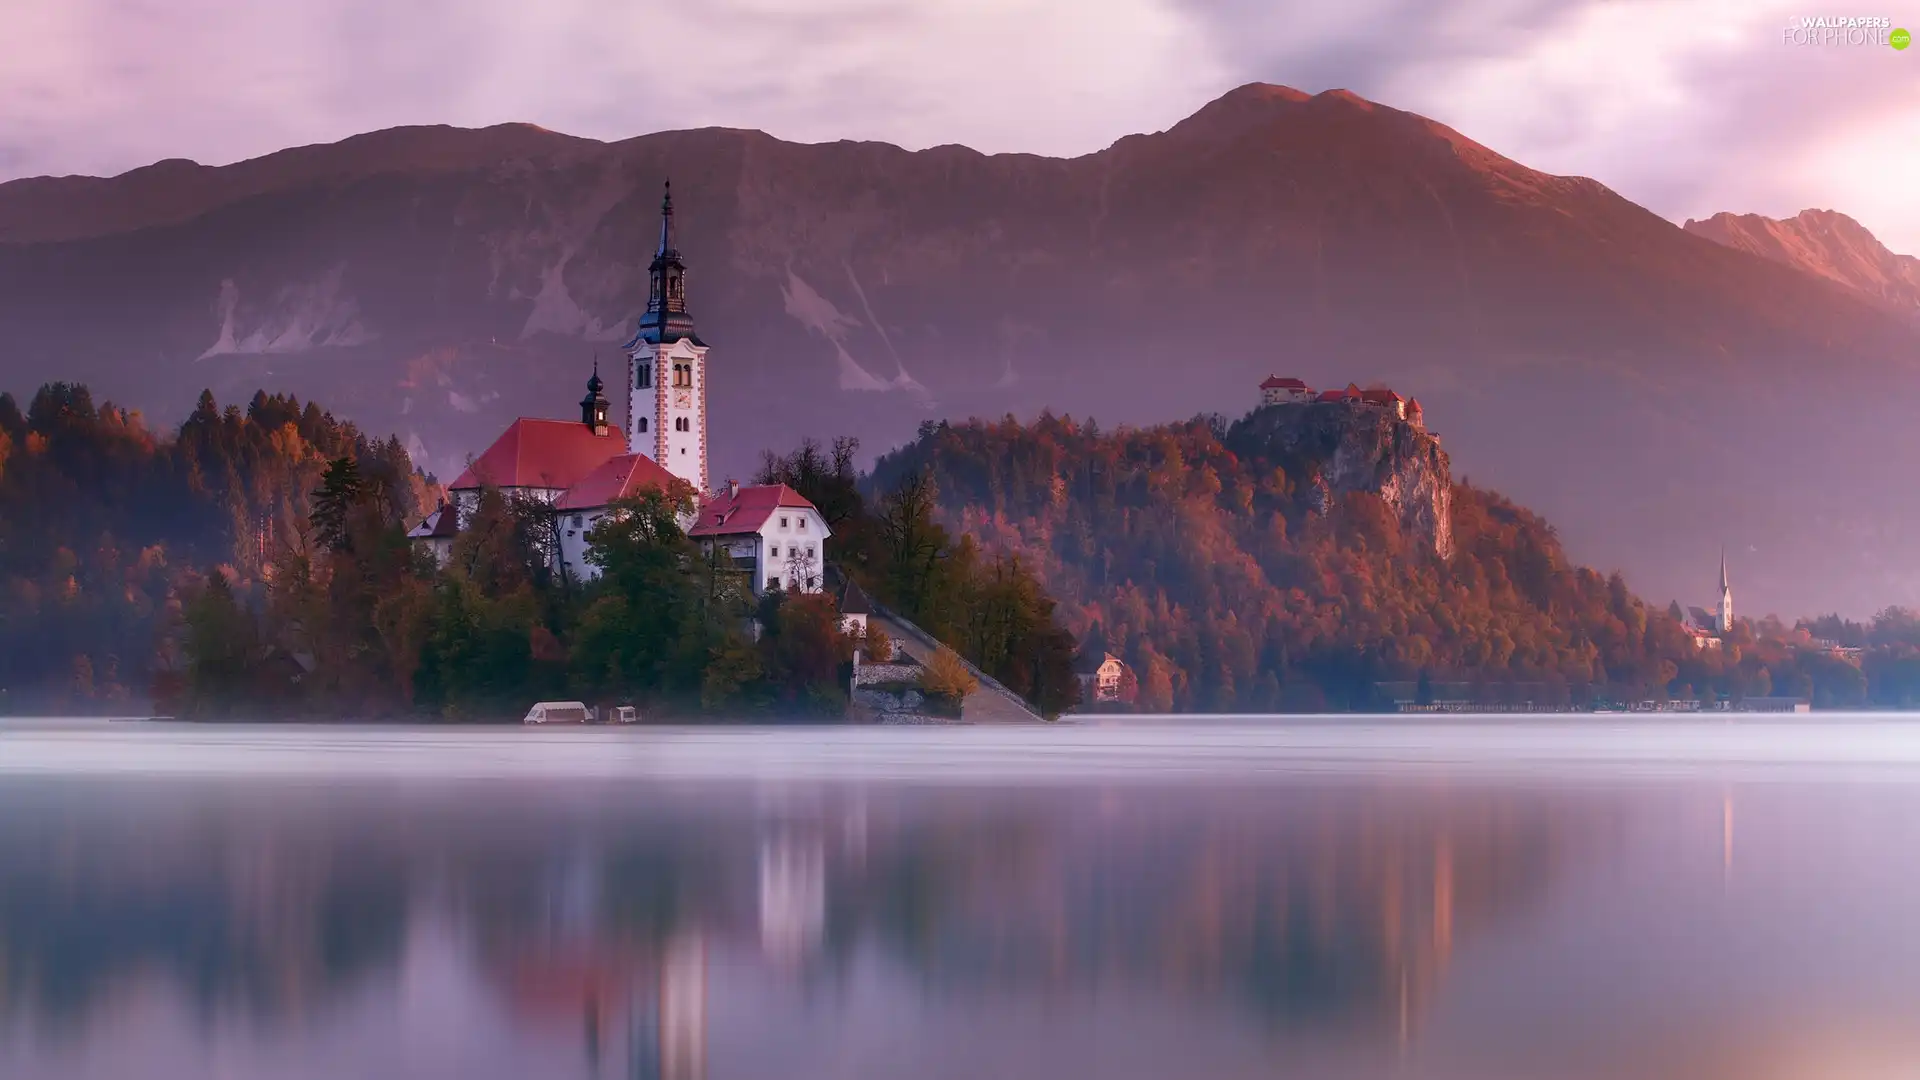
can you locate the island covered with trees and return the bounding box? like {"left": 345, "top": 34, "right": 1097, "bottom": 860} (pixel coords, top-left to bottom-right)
{"left": 3, "top": 382, "right": 1916, "bottom": 717}
{"left": 0, "top": 383, "right": 1077, "bottom": 719}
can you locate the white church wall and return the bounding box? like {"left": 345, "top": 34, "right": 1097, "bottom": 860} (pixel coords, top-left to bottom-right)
{"left": 556, "top": 508, "right": 607, "bottom": 583}
{"left": 759, "top": 507, "right": 827, "bottom": 594}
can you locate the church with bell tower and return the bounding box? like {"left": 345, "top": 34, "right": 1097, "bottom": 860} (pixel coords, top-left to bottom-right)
{"left": 414, "top": 178, "right": 834, "bottom": 595}
{"left": 624, "top": 181, "right": 710, "bottom": 493}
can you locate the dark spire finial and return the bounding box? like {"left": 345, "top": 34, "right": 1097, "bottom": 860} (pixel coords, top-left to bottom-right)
{"left": 621, "top": 176, "right": 705, "bottom": 350}
{"left": 656, "top": 179, "right": 675, "bottom": 257}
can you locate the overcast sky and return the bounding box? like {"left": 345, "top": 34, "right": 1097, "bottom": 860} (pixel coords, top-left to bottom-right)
{"left": 4, "top": 0, "right": 1918, "bottom": 251}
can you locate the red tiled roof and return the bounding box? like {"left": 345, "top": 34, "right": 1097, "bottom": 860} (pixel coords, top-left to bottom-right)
{"left": 1315, "top": 389, "right": 1352, "bottom": 402}
{"left": 1406, "top": 397, "right": 1423, "bottom": 414}
{"left": 688, "top": 483, "right": 820, "bottom": 537}
{"left": 449, "top": 418, "right": 625, "bottom": 492}
{"left": 1359, "top": 388, "right": 1404, "bottom": 406}
{"left": 554, "top": 453, "right": 679, "bottom": 511}
{"left": 1260, "top": 375, "right": 1308, "bottom": 389}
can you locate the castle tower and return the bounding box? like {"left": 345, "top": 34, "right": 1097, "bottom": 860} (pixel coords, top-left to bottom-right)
{"left": 625, "top": 180, "right": 710, "bottom": 493}
{"left": 1716, "top": 547, "right": 1734, "bottom": 633}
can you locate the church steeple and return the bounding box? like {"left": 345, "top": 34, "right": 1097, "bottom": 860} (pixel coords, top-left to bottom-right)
{"left": 624, "top": 179, "right": 712, "bottom": 494}
{"left": 625, "top": 180, "right": 705, "bottom": 348}
{"left": 1716, "top": 546, "right": 1734, "bottom": 633}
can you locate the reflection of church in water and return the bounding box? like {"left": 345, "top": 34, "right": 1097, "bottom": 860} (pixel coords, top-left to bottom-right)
{"left": 475, "top": 789, "right": 1578, "bottom": 1070}
{"left": 626, "top": 932, "right": 709, "bottom": 1080}
{"left": 493, "top": 813, "right": 854, "bottom": 1080}
{"left": 494, "top": 921, "right": 709, "bottom": 1080}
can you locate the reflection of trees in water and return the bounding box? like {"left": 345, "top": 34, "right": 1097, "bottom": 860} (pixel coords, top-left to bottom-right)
{"left": 818, "top": 787, "right": 1594, "bottom": 1036}
{"left": 0, "top": 790, "right": 407, "bottom": 1027}
{"left": 0, "top": 780, "right": 1601, "bottom": 1045}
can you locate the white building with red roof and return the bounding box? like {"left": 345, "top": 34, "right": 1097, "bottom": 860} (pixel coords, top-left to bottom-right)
{"left": 552, "top": 452, "right": 684, "bottom": 581}
{"left": 405, "top": 500, "right": 461, "bottom": 567}
{"left": 1357, "top": 386, "right": 1407, "bottom": 419}
{"left": 689, "top": 481, "right": 830, "bottom": 595}
{"left": 1259, "top": 375, "right": 1313, "bottom": 406}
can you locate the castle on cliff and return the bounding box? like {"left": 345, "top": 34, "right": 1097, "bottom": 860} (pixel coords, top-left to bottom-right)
{"left": 410, "top": 183, "right": 831, "bottom": 594}
{"left": 1259, "top": 376, "right": 1425, "bottom": 429}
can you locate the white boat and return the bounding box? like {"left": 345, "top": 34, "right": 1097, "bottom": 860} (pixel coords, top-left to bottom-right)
{"left": 522, "top": 701, "right": 590, "bottom": 725}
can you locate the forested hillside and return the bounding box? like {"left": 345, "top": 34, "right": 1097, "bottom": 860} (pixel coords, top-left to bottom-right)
{"left": 871, "top": 412, "right": 1909, "bottom": 710}
{"left": 0, "top": 383, "right": 424, "bottom": 707}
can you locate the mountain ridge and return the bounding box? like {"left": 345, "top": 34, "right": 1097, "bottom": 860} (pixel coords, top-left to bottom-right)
{"left": 1683, "top": 207, "right": 1920, "bottom": 314}
{"left": 1, "top": 82, "right": 1917, "bottom": 616}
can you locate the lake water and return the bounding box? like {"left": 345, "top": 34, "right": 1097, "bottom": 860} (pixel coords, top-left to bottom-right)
{"left": 3, "top": 718, "right": 1920, "bottom": 1079}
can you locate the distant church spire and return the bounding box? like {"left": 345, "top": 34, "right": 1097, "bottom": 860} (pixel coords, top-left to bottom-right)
{"left": 1716, "top": 546, "right": 1734, "bottom": 633}
{"left": 624, "top": 179, "right": 704, "bottom": 348}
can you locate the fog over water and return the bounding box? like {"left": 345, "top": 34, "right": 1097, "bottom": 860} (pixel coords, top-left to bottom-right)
{"left": 1, "top": 720, "right": 1917, "bottom": 1079}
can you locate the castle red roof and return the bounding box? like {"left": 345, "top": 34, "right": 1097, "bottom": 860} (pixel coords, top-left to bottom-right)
{"left": 554, "top": 453, "right": 680, "bottom": 511}
{"left": 1315, "top": 388, "right": 1353, "bottom": 403}
{"left": 689, "top": 484, "right": 821, "bottom": 538}
{"left": 449, "top": 418, "right": 626, "bottom": 492}
{"left": 1406, "top": 397, "right": 1423, "bottom": 414}
{"left": 1260, "top": 376, "right": 1308, "bottom": 390}
{"left": 1359, "top": 387, "right": 1404, "bottom": 406}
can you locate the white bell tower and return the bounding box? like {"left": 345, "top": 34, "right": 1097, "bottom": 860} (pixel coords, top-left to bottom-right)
{"left": 625, "top": 180, "right": 709, "bottom": 494}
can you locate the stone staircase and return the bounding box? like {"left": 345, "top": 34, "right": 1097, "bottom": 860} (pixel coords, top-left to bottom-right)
{"left": 865, "top": 601, "right": 1046, "bottom": 724}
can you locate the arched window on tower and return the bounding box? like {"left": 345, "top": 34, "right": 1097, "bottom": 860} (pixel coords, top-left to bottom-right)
{"left": 637, "top": 417, "right": 648, "bottom": 433}
{"left": 673, "top": 363, "right": 692, "bottom": 388}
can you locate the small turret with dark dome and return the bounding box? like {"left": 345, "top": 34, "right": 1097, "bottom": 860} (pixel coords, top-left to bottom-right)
{"left": 581, "top": 361, "right": 611, "bottom": 435}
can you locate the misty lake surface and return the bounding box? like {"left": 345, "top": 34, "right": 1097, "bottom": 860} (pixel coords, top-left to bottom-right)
{"left": 3, "top": 718, "right": 1920, "bottom": 1079}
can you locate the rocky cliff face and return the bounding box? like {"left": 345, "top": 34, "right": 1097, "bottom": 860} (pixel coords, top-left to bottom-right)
{"left": 1228, "top": 403, "right": 1453, "bottom": 559}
